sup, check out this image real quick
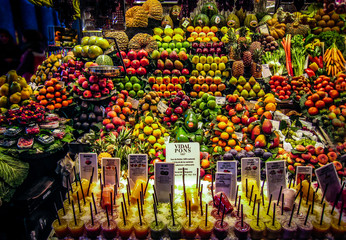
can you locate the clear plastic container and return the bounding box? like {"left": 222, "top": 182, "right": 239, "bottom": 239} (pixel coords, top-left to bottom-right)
{"left": 37, "top": 135, "right": 54, "bottom": 145}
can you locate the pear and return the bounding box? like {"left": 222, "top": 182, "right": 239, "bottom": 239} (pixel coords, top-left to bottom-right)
{"left": 249, "top": 89, "right": 257, "bottom": 98}
{"left": 254, "top": 134, "right": 267, "bottom": 148}
{"left": 237, "top": 85, "right": 243, "bottom": 92}
{"left": 0, "top": 96, "right": 7, "bottom": 107}
{"left": 253, "top": 83, "right": 261, "bottom": 93}
{"left": 0, "top": 83, "right": 9, "bottom": 96}
{"left": 238, "top": 76, "right": 247, "bottom": 85}
{"left": 241, "top": 89, "right": 249, "bottom": 98}
{"left": 249, "top": 76, "right": 257, "bottom": 85}
{"left": 244, "top": 82, "right": 252, "bottom": 91}
{"left": 229, "top": 76, "right": 237, "bottom": 86}
{"left": 257, "top": 89, "right": 265, "bottom": 97}
{"left": 233, "top": 89, "right": 240, "bottom": 96}
{"left": 10, "top": 82, "right": 21, "bottom": 94}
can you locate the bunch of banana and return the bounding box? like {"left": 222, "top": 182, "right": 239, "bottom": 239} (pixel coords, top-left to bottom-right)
{"left": 28, "top": 0, "right": 53, "bottom": 7}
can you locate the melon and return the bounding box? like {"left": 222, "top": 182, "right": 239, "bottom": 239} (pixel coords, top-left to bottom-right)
{"left": 244, "top": 14, "right": 258, "bottom": 28}
{"left": 210, "top": 14, "right": 226, "bottom": 28}
{"left": 201, "top": 3, "right": 218, "bottom": 18}
{"left": 227, "top": 13, "right": 240, "bottom": 29}
{"left": 95, "top": 55, "right": 113, "bottom": 66}
{"left": 259, "top": 15, "right": 272, "bottom": 25}
{"left": 193, "top": 14, "right": 210, "bottom": 27}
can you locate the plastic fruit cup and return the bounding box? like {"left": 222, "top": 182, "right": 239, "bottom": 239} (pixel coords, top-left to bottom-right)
{"left": 281, "top": 220, "right": 297, "bottom": 239}
{"left": 57, "top": 208, "right": 68, "bottom": 218}
{"left": 134, "top": 221, "right": 149, "bottom": 239}
{"left": 198, "top": 220, "right": 214, "bottom": 239}
{"left": 167, "top": 221, "right": 182, "bottom": 239}
{"left": 297, "top": 221, "right": 313, "bottom": 239}
{"left": 249, "top": 220, "right": 265, "bottom": 240}
{"left": 214, "top": 220, "right": 230, "bottom": 240}
{"left": 234, "top": 220, "right": 250, "bottom": 240}
{"left": 85, "top": 220, "right": 101, "bottom": 238}
{"left": 117, "top": 220, "right": 133, "bottom": 239}
{"left": 183, "top": 220, "right": 198, "bottom": 239}
{"left": 52, "top": 219, "right": 68, "bottom": 238}
{"left": 266, "top": 220, "right": 282, "bottom": 240}
{"left": 68, "top": 219, "right": 84, "bottom": 238}
{"left": 150, "top": 221, "right": 166, "bottom": 240}
{"left": 101, "top": 220, "right": 117, "bottom": 239}
{"left": 312, "top": 220, "right": 330, "bottom": 239}
{"left": 211, "top": 208, "right": 223, "bottom": 220}
{"left": 330, "top": 220, "right": 346, "bottom": 240}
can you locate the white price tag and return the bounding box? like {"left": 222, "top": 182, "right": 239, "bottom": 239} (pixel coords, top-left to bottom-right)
{"left": 262, "top": 64, "right": 272, "bottom": 78}
{"left": 165, "top": 25, "right": 172, "bottom": 29}
{"left": 215, "top": 96, "right": 226, "bottom": 106}
{"left": 258, "top": 24, "right": 269, "bottom": 35}
{"left": 266, "top": 160, "right": 287, "bottom": 201}
{"left": 155, "top": 162, "right": 175, "bottom": 202}
{"left": 157, "top": 101, "right": 168, "bottom": 114}
{"left": 296, "top": 166, "right": 312, "bottom": 185}
{"left": 101, "top": 158, "right": 120, "bottom": 186}
{"left": 215, "top": 172, "right": 233, "bottom": 199}
{"left": 241, "top": 157, "right": 261, "bottom": 196}
{"left": 128, "top": 154, "right": 148, "bottom": 188}
{"left": 270, "top": 120, "right": 280, "bottom": 131}
{"left": 182, "top": 20, "right": 190, "bottom": 28}
{"left": 234, "top": 132, "right": 243, "bottom": 140}
{"left": 315, "top": 163, "right": 341, "bottom": 202}
{"left": 79, "top": 153, "right": 98, "bottom": 183}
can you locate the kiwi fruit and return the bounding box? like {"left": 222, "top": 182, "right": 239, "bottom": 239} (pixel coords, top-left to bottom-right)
{"left": 327, "top": 20, "right": 335, "bottom": 27}
{"left": 313, "top": 28, "right": 323, "bottom": 34}
{"left": 314, "top": 14, "right": 321, "bottom": 21}
{"left": 331, "top": 13, "right": 339, "bottom": 21}
{"left": 322, "top": 15, "right": 330, "bottom": 21}
{"left": 332, "top": 26, "right": 340, "bottom": 33}
{"left": 337, "top": 21, "right": 344, "bottom": 27}
{"left": 318, "top": 20, "right": 326, "bottom": 27}
{"left": 323, "top": 27, "right": 331, "bottom": 32}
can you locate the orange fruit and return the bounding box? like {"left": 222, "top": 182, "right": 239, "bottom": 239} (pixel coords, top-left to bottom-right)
{"left": 67, "top": 99, "right": 73, "bottom": 104}
{"left": 217, "top": 83, "right": 226, "bottom": 91}
{"left": 61, "top": 88, "right": 67, "bottom": 94}
{"left": 212, "top": 137, "right": 219, "bottom": 143}
{"left": 228, "top": 139, "right": 237, "bottom": 146}
{"left": 202, "top": 26, "right": 210, "bottom": 33}
{"left": 265, "top": 103, "right": 276, "bottom": 111}
{"left": 55, "top": 84, "right": 62, "bottom": 91}
{"left": 37, "top": 95, "right": 45, "bottom": 101}
{"left": 55, "top": 98, "right": 62, "bottom": 103}
{"left": 308, "top": 107, "right": 319, "bottom": 115}
{"left": 51, "top": 78, "right": 58, "bottom": 83}
{"left": 220, "top": 132, "right": 229, "bottom": 140}
{"left": 225, "top": 126, "right": 234, "bottom": 134}
{"left": 216, "top": 115, "right": 223, "bottom": 122}
{"left": 39, "top": 88, "right": 47, "bottom": 95}
{"left": 304, "top": 99, "right": 314, "bottom": 108}
{"left": 217, "top": 121, "right": 227, "bottom": 130}
{"left": 55, "top": 103, "right": 62, "bottom": 109}
{"left": 201, "top": 159, "right": 210, "bottom": 169}
{"left": 62, "top": 95, "right": 67, "bottom": 100}
{"left": 224, "top": 146, "right": 231, "bottom": 152}
{"left": 62, "top": 100, "right": 69, "bottom": 107}
{"left": 40, "top": 99, "right": 48, "bottom": 106}
{"left": 55, "top": 92, "right": 61, "bottom": 97}
{"left": 220, "top": 116, "right": 228, "bottom": 123}
{"left": 218, "top": 140, "right": 227, "bottom": 147}
{"left": 113, "top": 105, "right": 121, "bottom": 113}
{"left": 47, "top": 86, "right": 55, "bottom": 93}
{"left": 186, "top": 26, "right": 194, "bottom": 32}
{"left": 47, "top": 104, "right": 55, "bottom": 111}
{"left": 311, "top": 93, "right": 320, "bottom": 102}
{"left": 46, "top": 93, "right": 54, "bottom": 99}
{"left": 45, "top": 80, "right": 53, "bottom": 86}
{"left": 315, "top": 100, "right": 325, "bottom": 109}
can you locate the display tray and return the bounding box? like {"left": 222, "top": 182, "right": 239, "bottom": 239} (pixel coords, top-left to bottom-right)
{"left": 76, "top": 89, "right": 117, "bottom": 102}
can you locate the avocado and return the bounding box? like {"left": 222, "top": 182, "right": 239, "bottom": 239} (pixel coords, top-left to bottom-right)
{"left": 74, "top": 122, "right": 82, "bottom": 129}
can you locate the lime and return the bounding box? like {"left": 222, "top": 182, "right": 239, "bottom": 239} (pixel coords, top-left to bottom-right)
{"left": 169, "top": 42, "right": 175, "bottom": 49}
{"left": 207, "top": 100, "right": 216, "bottom": 109}
{"left": 157, "top": 41, "right": 162, "bottom": 48}
{"left": 162, "top": 43, "right": 169, "bottom": 49}
{"left": 125, "top": 82, "right": 133, "bottom": 91}
{"left": 137, "top": 90, "right": 144, "bottom": 97}
{"left": 183, "top": 41, "right": 190, "bottom": 48}
{"left": 133, "top": 83, "right": 141, "bottom": 91}
{"left": 117, "top": 83, "right": 124, "bottom": 90}
{"left": 175, "top": 42, "right": 183, "bottom": 49}
{"left": 130, "top": 76, "right": 139, "bottom": 84}
{"left": 129, "top": 90, "right": 136, "bottom": 98}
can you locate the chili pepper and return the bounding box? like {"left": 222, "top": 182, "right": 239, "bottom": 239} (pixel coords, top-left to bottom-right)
{"left": 318, "top": 56, "right": 323, "bottom": 68}
{"left": 305, "top": 68, "right": 316, "bottom": 77}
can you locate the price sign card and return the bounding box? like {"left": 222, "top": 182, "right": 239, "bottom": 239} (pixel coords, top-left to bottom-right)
{"left": 259, "top": 24, "right": 269, "bottom": 35}
{"left": 241, "top": 158, "right": 260, "bottom": 194}
{"left": 215, "top": 96, "right": 226, "bottom": 106}
{"left": 262, "top": 64, "right": 272, "bottom": 78}
{"left": 79, "top": 153, "right": 98, "bottom": 182}
{"left": 296, "top": 166, "right": 312, "bottom": 185}
{"left": 101, "top": 158, "right": 120, "bottom": 186}
{"left": 216, "top": 161, "right": 237, "bottom": 200}
{"left": 157, "top": 101, "right": 168, "bottom": 114}
{"left": 215, "top": 172, "right": 233, "bottom": 199}
{"left": 155, "top": 162, "right": 175, "bottom": 202}
{"left": 270, "top": 120, "right": 280, "bottom": 131}
{"left": 266, "top": 160, "right": 287, "bottom": 201}
{"left": 127, "top": 96, "right": 139, "bottom": 109}
{"left": 315, "top": 163, "right": 341, "bottom": 202}
{"left": 128, "top": 154, "right": 148, "bottom": 188}
{"left": 166, "top": 143, "right": 200, "bottom": 185}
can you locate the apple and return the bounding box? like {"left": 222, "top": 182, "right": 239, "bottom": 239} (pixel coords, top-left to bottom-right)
{"left": 131, "top": 60, "right": 140, "bottom": 69}
{"left": 127, "top": 50, "right": 137, "bottom": 60}
{"left": 137, "top": 49, "right": 148, "bottom": 59}
{"left": 140, "top": 57, "right": 149, "bottom": 67}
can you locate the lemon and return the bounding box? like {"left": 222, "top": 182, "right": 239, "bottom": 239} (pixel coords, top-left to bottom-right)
{"left": 190, "top": 32, "right": 198, "bottom": 38}
{"left": 200, "top": 71, "right": 206, "bottom": 76}
{"left": 195, "top": 37, "right": 203, "bottom": 42}
{"left": 187, "top": 37, "right": 195, "bottom": 42}
{"left": 143, "top": 126, "right": 153, "bottom": 135}
{"left": 148, "top": 135, "right": 157, "bottom": 144}
{"left": 215, "top": 70, "right": 221, "bottom": 76}
{"left": 203, "top": 64, "right": 210, "bottom": 72}
{"left": 138, "top": 133, "right": 145, "bottom": 141}
{"left": 163, "top": 36, "right": 172, "bottom": 42}
{"left": 211, "top": 63, "right": 218, "bottom": 71}
{"left": 148, "top": 148, "right": 156, "bottom": 157}
{"left": 153, "top": 28, "right": 163, "bottom": 36}
{"left": 207, "top": 32, "right": 215, "bottom": 38}
{"left": 164, "top": 28, "right": 174, "bottom": 37}
{"left": 208, "top": 70, "right": 215, "bottom": 77}
{"left": 202, "top": 37, "right": 211, "bottom": 42}
{"left": 221, "top": 36, "right": 229, "bottom": 43}
{"left": 145, "top": 116, "right": 154, "bottom": 125}
{"left": 214, "top": 57, "right": 221, "bottom": 64}
{"left": 153, "top": 129, "right": 162, "bottom": 138}
{"left": 135, "top": 124, "right": 140, "bottom": 129}
{"left": 152, "top": 123, "right": 159, "bottom": 129}
{"left": 221, "top": 56, "right": 228, "bottom": 63}
{"left": 212, "top": 37, "right": 219, "bottom": 42}
{"left": 157, "top": 137, "right": 165, "bottom": 145}
{"left": 153, "top": 143, "right": 162, "bottom": 150}
{"left": 153, "top": 35, "right": 162, "bottom": 41}
{"left": 207, "top": 56, "right": 214, "bottom": 64}
{"left": 196, "top": 63, "right": 203, "bottom": 71}
{"left": 199, "top": 56, "right": 207, "bottom": 64}
{"left": 198, "top": 32, "right": 206, "bottom": 38}
{"left": 221, "top": 26, "right": 229, "bottom": 35}
{"left": 218, "top": 63, "right": 226, "bottom": 71}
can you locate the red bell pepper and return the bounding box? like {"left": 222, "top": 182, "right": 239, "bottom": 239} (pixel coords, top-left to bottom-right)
{"left": 318, "top": 56, "right": 323, "bottom": 68}
{"left": 305, "top": 68, "right": 316, "bottom": 77}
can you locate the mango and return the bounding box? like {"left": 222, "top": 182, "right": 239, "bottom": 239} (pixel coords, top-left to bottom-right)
{"left": 0, "top": 96, "right": 7, "bottom": 107}
{"left": 9, "top": 92, "right": 21, "bottom": 104}
{"left": 10, "top": 81, "right": 21, "bottom": 94}
{"left": 0, "top": 83, "right": 9, "bottom": 96}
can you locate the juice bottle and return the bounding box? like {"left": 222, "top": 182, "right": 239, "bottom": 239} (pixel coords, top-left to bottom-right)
{"left": 134, "top": 221, "right": 149, "bottom": 239}
{"left": 214, "top": 219, "right": 230, "bottom": 240}
{"left": 85, "top": 220, "right": 101, "bottom": 238}
{"left": 167, "top": 221, "right": 182, "bottom": 239}
{"left": 234, "top": 220, "right": 250, "bottom": 240}
{"left": 67, "top": 219, "right": 85, "bottom": 238}
{"left": 186, "top": 187, "right": 199, "bottom": 211}
{"left": 183, "top": 220, "right": 198, "bottom": 239}
{"left": 101, "top": 220, "right": 117, "bottom": 239}
{"left": 265, "top": 220, "right": 282, "bottom": 239}
{"left": 117, "top": 220, "right": 133, "bottom": 239}
{"left": 249, "top": 220, "right": 265, "bottom": 240}
{"left": 281, "top": 220, "right": 297, "bottom": 239}
{"left": 150, "top": 221, "right": 166, "bottom": 240}
{"left": 198, "top": 220, "right": 214, "bottom": 239}
{"left": 52, "top": 219, "right": 68, "bottom": 238}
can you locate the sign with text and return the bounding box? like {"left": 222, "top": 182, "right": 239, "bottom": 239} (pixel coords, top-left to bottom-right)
{"left": 215, "top": 96, "right": 226, "bottom": 106}
{"left": 215, "top": 172, "right": 233, "bottom": 199}
{"left": 216, "top": 161, "right": 237, "bottom": 200}
{"left": 128, "top": 154, "right": 148, "bottom": 188}
{"left": 296, "top": 166, "right": 312, "bottom": 185}
{"left": 266, "top": 160, "right": 286, "bottom": 201}
{"left": 127, "top": 96, "right": 139, "bottom": 109}
{"left": 166, "top": 142, "right": 200, "bottom": 185}
{"left": 315, "top": 163, "right": 341, "bottom": 202}
{"left": 79, "top": 153, "right": 98, "bottom": 182}
{"left": 155, "top": 162, "right": 175, "bottom": 203}
{"left": 157, "top": 101, "right": 168, "bottom": 114}
{"left": 262, "top": 64, "right": 272, "bottom": 78}
{"left": 241, "top": 158, "right": 260, "bottom": 194}
{"left": 101, "top": 158, "right": 120, "bottom": 186}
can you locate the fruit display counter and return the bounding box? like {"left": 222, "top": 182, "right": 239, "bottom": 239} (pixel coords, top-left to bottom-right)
{"left": 1, "top": 0, "right": 346, "bottom": 239}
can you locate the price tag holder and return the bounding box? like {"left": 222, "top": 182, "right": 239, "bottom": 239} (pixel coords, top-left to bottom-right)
{"left": 79, "top": 153, "right": 98, "bottom": 183}
{"left": 295, "top": 166, "right": 312, "bottom": 185}
{"left": 166, "top": 142, "right": 200, "bottom": 185}
{"left": 181, "top": 20, "right": 190, "bottom": 28}
{"left": 266, "top": 160, "right": 287, "bottom": 201}
{"left": 258, "top": 24, "right": 269, "bottom": 35}
{"left": 262, "top": 64, "right": 272, "bottom": 78}
{"left": 241, "top": 158, "right": 260, "bottom": 195}
{"left": 101, "top": 158, "right": 120, "bottom": 186}
{"left": 165, "top": 25, "right": 172, "bottom": 29}
{"left": 155, "top": 162, "right": 175, "bottom": 202}
{"left": 58, "top": 81, "right": 65, "bottom": 88}
{"left": 127, "top": 96, "right": 139, "bottom": 109}
{"left": 315, "top": 163, "right": 341, "bottom": 202}
{"left": 215, "top": 96, "right": 226, "bottom": 106}
{"left": 217, "top": 161, "right": 237, "bottom": 200}
{"left": 128, "top": 154, "right": 148, "bottom": 188}
{"left": 157, "top": 101, "right": 168, "bottom": 114}
{"left": 304, "top": 55, "right": 309, "bottom": 70}
{"left": 215, "top": 172, "right": 233, "bottom": 199}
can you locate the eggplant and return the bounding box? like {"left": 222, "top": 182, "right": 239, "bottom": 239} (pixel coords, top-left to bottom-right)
{"left": 254, "top": 148, "right": 264, "bottom": 157}
{"left": 81, "top": 101, "right": 88, "bottom": 110}
{"left": 263, "top": 152, "right": 273, "bottom": 160}
{"left": 246, "top": 151, "right": 256, "bottom": 157}
{"left": 223, "top": 151, "right": 234, "bottom": 160}
{"left": 74, "top": 122, "right": 81, "bottom": 129}
{"left": 81, "top": 122, "right": 90, "bottom": 131}
{"left": 79, "top": 113, "right": 87, "bottom": 122}
{"left": 94, "top": 105, "right": 102, "bottom": 116}
{"left": 88, "top": 113, "right": 96, "bottom": 122}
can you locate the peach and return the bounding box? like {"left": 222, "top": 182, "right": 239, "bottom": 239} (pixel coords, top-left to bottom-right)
{"left": 315, "top": 146, "right": 325, "bottom": 155}
{"left": 306, "top": 145, "right": 316, "bottom": 155}
{"left": 301, "top": 152, "right": 312, "bottom": 161}
{"left": 310, "top": 156, "right": 318, "bottom": 164}
{"left": 295, "top": 144, "right": 306, "bottom": 152}
{"left": 317, "top": 154, "right": 328, "bottom": 164}
{"left": 327, "top": 152, "right": 338, "bottom": 162}
{"left": 333, "top": 161, "right": 343, "bottom": 171}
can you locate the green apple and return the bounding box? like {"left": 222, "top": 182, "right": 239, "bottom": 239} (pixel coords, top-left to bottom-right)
{"left": 166, "top": 48, "right": 172, "bottom": 54}
{"left": 162, "top": 43, "right": 169, "bottom": 49}
{"left": 133, "top": 83, "right": 141, "bottom": 91}
{"left": 175, "top": 42, "right": 183, "bottom": 49}
{"left": 169, "top": 42, "right": 175, "bottom": 49}
{"left": 137, "top": 90, "right": 144, "bottom": 97}
{"left": 129, "top": 90, "right": 136, "bottom": 98}
{"left": 125, "top": 82, "right": 133, "bottom": 91}
{"left": 183, "top": 41, "right": 190, "bottom": 49}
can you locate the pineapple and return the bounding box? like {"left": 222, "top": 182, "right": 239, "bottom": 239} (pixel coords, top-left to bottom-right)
{"left": 237, "top": 27, "right": 249, "bottom": 47}
{"left": 229, "top": 44, "right": 237, "bottom": 60}
{"left": 232, "top": 61, "right": 245, "bottom": 78}
{"left": 251, "top": 48, "right": 262, "bottom": 78}
{"left": 249, "top": 41, "right": 262, "bottom": 55}
{"left": 98, "top": 152, "right": 112, "bottom": 165}
{"left": 242, "top": 51, "right": 252, "bottom": 67}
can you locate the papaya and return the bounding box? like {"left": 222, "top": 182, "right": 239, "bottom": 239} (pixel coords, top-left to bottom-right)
{"left": 244, "top": 14, "right": 258, "bottom": 28}
{"left": 21, "top": 88, "right": 31, "bottom": 100}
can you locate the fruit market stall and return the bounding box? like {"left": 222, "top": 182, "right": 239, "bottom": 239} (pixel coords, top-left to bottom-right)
{"left": 1, "top": 0, "right": 346, "bottom": 239}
